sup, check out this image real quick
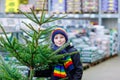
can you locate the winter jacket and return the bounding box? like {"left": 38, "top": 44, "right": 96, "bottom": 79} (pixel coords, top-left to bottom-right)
{"left": 33, "top": 45, "right": 83, "bottom": 80}
{"left": 50, "top": 45, "right": 83, "bottom": 80}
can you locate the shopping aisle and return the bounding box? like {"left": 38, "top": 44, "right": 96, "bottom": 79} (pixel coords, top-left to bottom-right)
{"left": 82, "top": 54, "right": 120, "bottom": 80}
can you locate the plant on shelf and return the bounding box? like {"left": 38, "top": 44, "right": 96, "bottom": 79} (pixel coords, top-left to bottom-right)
{"left": 0, "top": 1, "right": 77, "bottom": 80}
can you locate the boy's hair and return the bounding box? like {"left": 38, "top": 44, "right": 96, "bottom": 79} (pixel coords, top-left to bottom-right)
{"left": 51, "top": 28, "right": 68, "bottom": 43}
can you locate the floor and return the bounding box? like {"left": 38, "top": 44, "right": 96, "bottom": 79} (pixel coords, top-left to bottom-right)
{"left": 82, "top": 54, "right": 120, "bottom": 80}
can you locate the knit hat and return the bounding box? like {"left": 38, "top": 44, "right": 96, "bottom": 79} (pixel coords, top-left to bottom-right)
{"left": 51, "top": 28, "right": 68, "bottom": 43}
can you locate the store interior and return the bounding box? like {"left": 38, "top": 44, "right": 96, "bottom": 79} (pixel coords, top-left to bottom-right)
{"left": 0, "top": 0, "right": 120, "bottom": 80}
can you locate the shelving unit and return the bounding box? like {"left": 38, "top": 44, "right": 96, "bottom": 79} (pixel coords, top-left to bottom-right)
{"left": 48, "top": 0, "right": 120, "bottom": 51}
{"left": 0, "top": 0, "right": 120, "bottom": 51}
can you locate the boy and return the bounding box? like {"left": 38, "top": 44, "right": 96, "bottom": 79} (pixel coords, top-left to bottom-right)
{"left": 50, "top": 28, "right": 83, "bottom": 80}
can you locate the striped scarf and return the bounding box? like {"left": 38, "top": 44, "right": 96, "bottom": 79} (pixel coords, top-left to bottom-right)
{"left": 52, "top": 44, "right": 74, "bottom": 79}
{"left": 53, "top": 56, "right": 74, "bottom": 79}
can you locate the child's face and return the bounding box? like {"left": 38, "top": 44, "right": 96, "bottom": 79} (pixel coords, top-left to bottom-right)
{"left": 54, "top": 34, "right": 66, "bottom": 47}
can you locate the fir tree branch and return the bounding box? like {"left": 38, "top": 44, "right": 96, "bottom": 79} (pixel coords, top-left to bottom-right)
{"left": 46, "top": 15, "right": 67, "bottom": 23}
{"left": 50, "top": 51, "right": 78, "bottom": 60}
{"left": 40, "top": 0, "right": 46, "bottom": 25}
{"left": 43, "top": 14, "right": 54, "bottom": 23}
{"left": 48, "top": 42, "right": 70, "bottom": 58}
{"left": 37, "top": 25, "right": 56, "bottom": 42}
{"left": 0, "top": 25, "right": 30, "bottom": 67}
{"left": 31, "top": 8, "right": 41, "bottom": 26}
{"left": 20, "top": 28, "right": 32, "bottom": 38}
{"left": 0, "top": 55, "right": 25, "bottom": 80}
{"left": 0, "top": 24, "right": 12, "bottom": 46}
{"left": 22, "top": 21, "right": 38, "bottom": 34}
{"left": 40, "top": 25, "right": 56, "bottom": 35}
{"left": 19, "top": 9, "right": 38, "bottom": 24}
{"left": 20, "top": 34, "right": 31, "bottom": 44}
{"left": 12, "top": 48, "right": 30, "bottom": 67}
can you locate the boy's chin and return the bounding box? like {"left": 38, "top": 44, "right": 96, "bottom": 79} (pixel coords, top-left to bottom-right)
{"left": 56, "top": 44, "right": 63, "bottom": 47}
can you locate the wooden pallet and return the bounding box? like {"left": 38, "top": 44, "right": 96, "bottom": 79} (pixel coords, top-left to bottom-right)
{"left": 103, "top": 54, "right": 118, "bottom": 61}
{"left": 83, "top": 63, "right": 90, "bottom": 70}
{"left": 89, "top": 60, "right": 101, "bottom": 66}
{"left": 82, "top": 53, "right": 118, "bottom": 70}
{"left": 89, "top": 53, "right": 118, "bottom": 67}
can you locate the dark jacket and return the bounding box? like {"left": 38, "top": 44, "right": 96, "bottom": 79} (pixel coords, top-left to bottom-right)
{"left": 33, "top": 45, "right": 83, "bottom": 80}
{"left": 64, "top": 45, "right": 83, "bottom": 80}
{"left": 50, "top": 45, "right": 83, "bottom": 80}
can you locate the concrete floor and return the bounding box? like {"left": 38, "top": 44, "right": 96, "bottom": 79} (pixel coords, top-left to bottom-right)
{"left": 82, "top": 54, "right": 120, "bottom": 80}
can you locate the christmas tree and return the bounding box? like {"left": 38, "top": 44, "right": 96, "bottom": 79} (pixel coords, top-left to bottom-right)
{"left": 0, "top": 1, "right": 77, "bottom": 80}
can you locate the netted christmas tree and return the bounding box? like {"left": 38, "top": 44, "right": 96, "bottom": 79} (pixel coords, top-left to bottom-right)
{"left": 0, "top": 1, "right": 77, "bottom": 80}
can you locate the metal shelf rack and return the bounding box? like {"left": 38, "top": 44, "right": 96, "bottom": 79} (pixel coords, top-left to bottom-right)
{"left": 0, "top": 0, "right": 120, "bottom": 51}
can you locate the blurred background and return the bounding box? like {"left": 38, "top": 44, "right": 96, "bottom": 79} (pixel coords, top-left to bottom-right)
{"left": 0, "top": 0, "right": 120, "bottom": 80}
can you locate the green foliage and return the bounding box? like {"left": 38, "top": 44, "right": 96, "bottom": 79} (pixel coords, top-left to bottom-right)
{"left": 0, "top": 8, "right": 67, "bottom": 80}
{"left": 0, "top": 55, "right": 27, "bottom": 80}
{"left": 0, "top": 0, "right": 77, "bottom": 80}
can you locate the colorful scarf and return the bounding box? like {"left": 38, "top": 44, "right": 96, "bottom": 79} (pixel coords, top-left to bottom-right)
{"left": 52, "top": 44, "right": 74, "bottom": 79}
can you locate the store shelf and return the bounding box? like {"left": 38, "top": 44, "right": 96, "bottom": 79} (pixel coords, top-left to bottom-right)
{"left": 0, "top": 13, "right": 119, "bottom": 19}
{"left": 101, "top": 14, "right": 119, "bottom": 18}
{"left": 0, "top": 13, "right": 25, "bottom": 18}
{"left": 0, "top": 0, "right": 120, "bottom": 51}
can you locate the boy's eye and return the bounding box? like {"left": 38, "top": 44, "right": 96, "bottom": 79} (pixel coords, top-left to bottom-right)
{"left": 54, "top": 37, "right": 58, "bottom": 39}
{"left": 60, "top": 36, "right": 64, "bottom": 38}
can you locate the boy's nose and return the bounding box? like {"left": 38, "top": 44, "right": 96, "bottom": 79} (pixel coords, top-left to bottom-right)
{"left": 58, "top": 38, "right": 61, "bottom": 41}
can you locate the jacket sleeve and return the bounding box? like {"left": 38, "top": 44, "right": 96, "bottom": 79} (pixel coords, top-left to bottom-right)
{"left": 71, "top": 49, "right": 83, "bottom": 80}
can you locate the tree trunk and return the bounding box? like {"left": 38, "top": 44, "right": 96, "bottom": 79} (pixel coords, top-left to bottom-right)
{"left": 28, "top": 67, "right": 34, "bottom": 80}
